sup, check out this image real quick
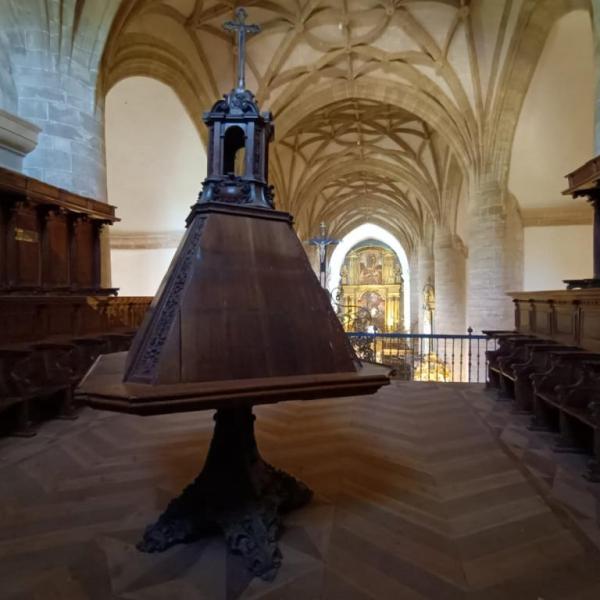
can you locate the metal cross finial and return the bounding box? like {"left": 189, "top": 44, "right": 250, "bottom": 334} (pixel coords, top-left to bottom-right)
{"left": 223, "top": 7, "right": 260, "bottom": 90}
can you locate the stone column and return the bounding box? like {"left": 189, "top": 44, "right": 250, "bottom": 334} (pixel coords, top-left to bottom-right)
{"left": 466, "top": 178, "right": 522, "bottom": 333}
{"left": 1, "top": 0, "right": 121, "bottom": 200}
{"left": 0, "top": 29, "right": 17, "bottom": 114}
{"left": 408, "top": 251, "right": 420, "bottom": 333}
{"left": 434, "top": 224, "right": 466, "bottom": 334}
{"left": 416, "top": 239, "right": 434, "bottom": 333}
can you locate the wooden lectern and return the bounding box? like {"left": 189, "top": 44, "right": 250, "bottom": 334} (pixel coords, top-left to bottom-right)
{"left": 77, "top": 8, "right": 389, "bottom": 581}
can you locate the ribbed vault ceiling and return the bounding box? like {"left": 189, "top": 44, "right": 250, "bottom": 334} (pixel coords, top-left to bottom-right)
{"left": 103, "top": 0, "right": 588, "bottom": 250}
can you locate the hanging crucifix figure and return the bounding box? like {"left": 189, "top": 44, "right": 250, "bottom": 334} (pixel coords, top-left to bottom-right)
{"left": 224, "top": 7, "right": 260, "bottom": 90}
{"left": 309, "top": 222, "right": 339, "bottom": 289}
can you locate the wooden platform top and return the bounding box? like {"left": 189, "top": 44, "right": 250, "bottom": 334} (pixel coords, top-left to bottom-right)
{"left": 0, "top": 166, "right": 118, "bottom": 222}
{"left": 77, "top": 351, "right": 390, "bottom": 415}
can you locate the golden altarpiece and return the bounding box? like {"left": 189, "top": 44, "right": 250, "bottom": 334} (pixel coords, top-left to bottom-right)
{"left": 338, "top": 241, "right": 404, "bottom": 332}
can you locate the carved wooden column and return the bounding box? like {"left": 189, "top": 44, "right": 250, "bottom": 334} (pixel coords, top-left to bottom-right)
{"left": 92, "top": 220, "right": 104, "bottom": 291}
{"left": 6, "top": 200, "right": 42, "bottom": 290}
{"left": 40, "top": 206, "right": 70, "bottom": 291}
{"left": 69, "top": 214, "right": 93, "bottom": 291}
{"left": 0, "top": 202, "right": 6, "bottom": 290}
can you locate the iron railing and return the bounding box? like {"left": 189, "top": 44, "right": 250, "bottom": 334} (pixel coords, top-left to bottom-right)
{"left": 347, "top": 331, "right": 497, "bottom": 383}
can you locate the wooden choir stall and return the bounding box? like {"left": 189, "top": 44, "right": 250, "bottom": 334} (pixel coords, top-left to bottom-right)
{"left": 486, "top": 155, "right": 600, "bottom": 482}
{"left": 0, "top": 166, "right": 151, "bottom": 435}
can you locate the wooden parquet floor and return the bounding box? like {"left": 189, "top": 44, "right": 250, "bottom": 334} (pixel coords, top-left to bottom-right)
{"left": 1, "top": 381, "right": 600, "bottom": 599}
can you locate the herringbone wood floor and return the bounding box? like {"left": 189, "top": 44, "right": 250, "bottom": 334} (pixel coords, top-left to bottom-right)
{"left": 1, "top": 382, "right": 599, "bottom": 599}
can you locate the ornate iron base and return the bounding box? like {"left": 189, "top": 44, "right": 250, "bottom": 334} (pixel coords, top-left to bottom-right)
{"left": 137, "top": 407, "right": 312, "bottom": 581}
{"left": 584, "top": 459, "right": 600, "bottom": 482}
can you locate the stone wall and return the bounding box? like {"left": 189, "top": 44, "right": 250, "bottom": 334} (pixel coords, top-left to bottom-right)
{"left": 0, "top": 0, "right": 121, "bottom": 200}
{"left": 416, "top": 238, "right": 434, "bottom": 333}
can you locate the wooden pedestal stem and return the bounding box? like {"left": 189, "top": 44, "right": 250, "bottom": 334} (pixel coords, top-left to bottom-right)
{"left": 137, "top": 407, "right": 313, "bottom": 581}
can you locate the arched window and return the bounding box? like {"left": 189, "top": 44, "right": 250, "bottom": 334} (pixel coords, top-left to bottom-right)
{"left": 223, "top": 126, "right": 246, "bottom": 176}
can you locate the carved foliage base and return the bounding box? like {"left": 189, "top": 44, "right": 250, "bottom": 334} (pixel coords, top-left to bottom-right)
{"left": 137, "top": 407, "right": 312, "bottom": 581}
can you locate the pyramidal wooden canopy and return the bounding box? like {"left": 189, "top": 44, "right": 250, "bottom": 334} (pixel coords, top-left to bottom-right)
{"left": 78, "top": 56, "right": 388, "bottom": 415}
{"left": 76, "top": 8, "right": 388, "bottom": 582}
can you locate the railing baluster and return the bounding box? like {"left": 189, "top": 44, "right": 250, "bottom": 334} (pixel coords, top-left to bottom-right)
{"left": 467, "top": 326, "right": 473, "bottom": 383}
{"left": 427, "top": 342, "right": 431, "bottom": 382}
{"left": 443, "top": 338, "right": 447, "bottom": 382}
{"left": 345, "top": 331, "right": 498, "bottom": 384}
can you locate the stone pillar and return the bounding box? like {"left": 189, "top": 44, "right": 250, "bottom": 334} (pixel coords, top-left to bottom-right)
{"left": 1, "top": 0, "right": 121, "bottom": 200}
{"left": 466, "top": 178, "right": 522, "bottom": 333}
{"left": 434, "top": 223, "right": 466, "bottom": 334}
{"left": 408, "top": 251, "right": 420, "bottom": 333}
{"left": 416, "top": 239, "right": 434, "bottom": 333}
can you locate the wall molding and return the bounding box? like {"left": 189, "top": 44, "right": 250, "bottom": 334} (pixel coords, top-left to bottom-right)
{"left": 0, "top": 108, "right": 40, "bottom": 171}
{"left": 110, "top": 230, "right": 184, "bottom": 249}
{"left": 521, "top": 206, "right": 593, "bottom": 227}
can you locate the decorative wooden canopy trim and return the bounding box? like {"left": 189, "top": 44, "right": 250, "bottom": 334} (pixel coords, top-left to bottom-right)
{"left": 0, "top": 166, "right": 118, "bottom": 222}
{"left": 563, "top": 155, "right": 600, "bottom": 198}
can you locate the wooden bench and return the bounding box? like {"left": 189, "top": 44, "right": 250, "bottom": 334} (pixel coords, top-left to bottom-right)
{"left": 0, "top": 332, "right": 136, "bottom": 436}
{"left": 508, "top": 343, "right": 578, "bottom": 413}
{"left": 551, "top": 360, "right": 600, "bottom": 481}
{"left": 486, "top": 334, "right": 551, "bottom": 394}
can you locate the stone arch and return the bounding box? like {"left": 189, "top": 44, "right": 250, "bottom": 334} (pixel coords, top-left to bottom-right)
{"left": 100, "top": 35, "right": 215, "bottom": 145}
{"left": 106, "top": 76, "right": 207, "bottom": 295}
{"left": 274, "top": 79, "right": 474, "bottom": 175}
{"left": 328, "top": 223, "right": 411, "bottom": 330}
{"left": 488, "top": 0, "right": 592, "bottom": 181}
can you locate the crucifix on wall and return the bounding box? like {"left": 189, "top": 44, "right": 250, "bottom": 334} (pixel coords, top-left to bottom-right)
{"left": 309, "top": 222, "right": 339, "bottom": 289}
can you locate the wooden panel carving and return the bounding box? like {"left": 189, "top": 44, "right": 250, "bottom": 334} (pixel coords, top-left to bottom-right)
{"left": 41, "top": 209, "right": 69, "bottom": 288}
{"left": 579, "top": 304, "right": 600, "bottom": 353}
{"left": 0, "top": 166, "right": 117, "bottom": 295}
{"left": 6, "top": 202, "right": 41, "bottom": 288}
{"left": 510, "top": 290, "right": 600, "bottom": 353}
{"left": 554, "top": 303, "right": 576, "bottom": 344}
{"left": 70, "top": 217, "right": 94, "bottom": 289}
{"left": 0, "top": 296, "right": 151, "bottom": 345}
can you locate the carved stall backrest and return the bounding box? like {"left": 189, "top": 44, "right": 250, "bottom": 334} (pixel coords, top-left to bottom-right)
{"left": 0, "top": 166, "right": 117, "bottom": 295}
